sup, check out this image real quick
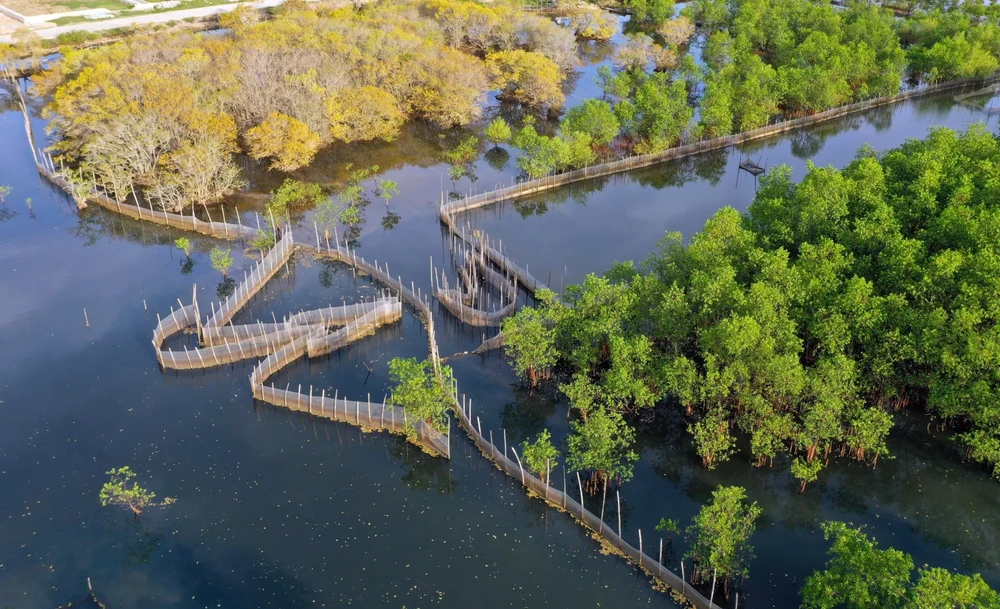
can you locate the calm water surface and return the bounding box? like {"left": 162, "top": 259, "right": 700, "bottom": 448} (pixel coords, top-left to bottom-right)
{"left": 0, "top": 105, "right": 684, "bottom": 608}
{"left": 2, "top": 50, "right": 999, "bottom": 609}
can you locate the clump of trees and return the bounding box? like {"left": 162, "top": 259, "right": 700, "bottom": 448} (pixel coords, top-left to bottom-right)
{"left": 99, "top": 466, "right": 176, "bottom": 518}
{"left": 34, "top": 0, "right": 579, "bottom": 213}
{"left": 800, "top": 521, "right": 1000, "bottom": 608}
{"left": 502, "top": 126, "right": 1000, "bottom": 487}
{"left": 536, "top": 0, "right": 1000, "bottom": 168}
{"left": 509, "top": 121, "right": 596, "bottom": 178}
{"left": 684, "top": 485, "right": 761, "bottom": 592}
{"left": 571, "top": 10, "right": 617, "bottom": 40}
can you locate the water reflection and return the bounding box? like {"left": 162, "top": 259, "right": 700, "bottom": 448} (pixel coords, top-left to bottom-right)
{"left": 390, "top": 435, "right": 454, "bottom": 494}
{"left": 217, "top": 276, "right": 237, "bottom": 299}
{"left": 107, "top": 517, "right": 164, "bottom": 569}
{"left": 484, "top": 146, "right": 510, "bottom": 172}
{"left": 500, "top": 384, "right": 560, "bottom": 445}
{"left": 634, "top": 148, "right": 729, "bottom": 189}
{"left": 380, "top": 210, "right": 401, "bottom": 232}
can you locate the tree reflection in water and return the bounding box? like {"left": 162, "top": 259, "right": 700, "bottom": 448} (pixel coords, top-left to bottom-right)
{"left": 390, "top": 435, "right": 453, "bottom": 494}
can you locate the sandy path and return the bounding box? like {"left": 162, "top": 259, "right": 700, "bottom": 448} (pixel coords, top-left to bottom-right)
{"left": 0, "top": 0, "right": 290, "bottom": 43}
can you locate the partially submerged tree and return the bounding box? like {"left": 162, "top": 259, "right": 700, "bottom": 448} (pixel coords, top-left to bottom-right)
{"left": 486, "top": 49, "right": 566, "bottom": 108}
{"left": 0, "top": 185, "right": 11, "bottom": 204}
{"left": 244, "top": 112, "right": 322, "bottom": 172}
{"left": 376, "top": 178, "right": 399, "bottom": 209}
{"left": 389, "top": 357, "right": 455, "bottom": 437}
{"left": 566, "top": 406, "right": 638, "bottom": 488}
{"left": 484, "top": 117, "right": 513, "bottom": 147}
{"left": 268, "top": 179, "right": 325, "bottom": 221}
{"left": 174, "top": 237, "right": 192, "bottom": 257}
{"left": 685, "top": 485, "right": 761, "bottom": 590}
{"left": 210, "top": 246, "right": 233, "bottom": 278}
{"left": 99, "top": 466, "right": 175, "bottom": 518}
{"left": 655, "top": 517, "right": 680, "bottom": 540}
{"left": 562, "top": 99, "right": 620, "bottom": 146}
{"left": 570, "top": 10, "right": 617, "bottom": 40}
{"left": 521, "top": 428, "right": 559, "bottom": 483}
{"left": 502, "top": 306, "right": 557, "bottom": 387}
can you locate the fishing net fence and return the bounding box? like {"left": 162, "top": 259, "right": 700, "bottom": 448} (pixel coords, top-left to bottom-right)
{"left": 451, "top": 388, "right": 724, "bottom": 609}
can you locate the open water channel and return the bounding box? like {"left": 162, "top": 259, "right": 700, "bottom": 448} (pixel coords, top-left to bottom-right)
{"left": 2, "top": 20, "right": 1000, "bottom": 609}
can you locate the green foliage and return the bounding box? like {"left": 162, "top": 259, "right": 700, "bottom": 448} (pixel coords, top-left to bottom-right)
{"left": 703, "top": 31, "right": 732, "bottom": 70}
{"left": 511, "top": 124, "right": 596, "bottom": 178}
{"left": 444, "top": 135, "right": 480, "bottom": 166}
{"left": 624, "top": 0, "right": 675, "bottom": 25}
{"left": 683, "top": 0, "right": 730, "bottom": 30}
{"left": 251, "top": 229, "right": 275, "bottom": 251}
{"left": 685, "top": 485, "right": 761, "bottom": 584}
{"left": 268, "top": 179, "right": 325, "bottom": 220}
{"left": 502, "top": 306, "right": 557, "bottom": 386}
{"left": 376, "top": 178, "right": 399, "bottom": 207}
{"left": 521, "top": 126, "right": 1000, "bottom": 484}
{"left": 566, "top": 406, "right": 638, "bottom": 484}
{"left": 909, "top": 567, "right": 1000, "bottom": 609}
{"left": 791, "top": 458, "right": 823, "bottom": 492}
{"left": 484, "top": 117, "right": 513, "bottom": 146}
{"left": 339, "top": 204, "right": 362, "bottom": 226}
{"left": 174, "top": 237, "right": 192, "bottom": 257}
{"left": 699, "top": 70, "right": 734, "bottom": 137}
{"left": 801, "top": 522, "right": 912, "bottom": 609}
{"left": 314, "top": 198, "right": 344, "bottom": 239}
{"left": 99, "top": 466, "right": 175, "bottom": 517}
{"left": 521, "top": 429, "right": 559, "bottom": 483}
{"left": 631, "top": 73, "right": 693, "bottom": 153}
{"left": 0, "top": 185, "right": 11, "bottom": 204}
{"left": 389, "top": 357, "right": 454, "bottom": 436}
{"left": 562, "top": 99, "right": 621, "bottom": 146}
{"left": 655, "top": 517, "right": 680, "bottom": 535}
{"left": 796, "top": 522, "right": 1000, "bottom": 609}
{"left": 209, "top": 246, "right": 233, "bottom": 277}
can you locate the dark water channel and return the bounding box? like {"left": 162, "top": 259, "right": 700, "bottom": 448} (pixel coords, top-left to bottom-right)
{"left": 0, "top": 107, "right": 684, "bottom": 608}
{"left": 2, "top": 38, "right": 1000, "bottom": 609}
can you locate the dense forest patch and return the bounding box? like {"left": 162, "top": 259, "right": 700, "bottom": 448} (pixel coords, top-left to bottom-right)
{"left": 504, "top": 125, "right": 1000, "bottom": 488}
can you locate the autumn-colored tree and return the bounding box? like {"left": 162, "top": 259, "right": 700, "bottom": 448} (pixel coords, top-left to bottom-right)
{"left": 486, "top": 50, "right": 565, "bottom": 108}
{"left": 327, "top": 86, "right": 406, "bottom": 143}
{"left": 657, "top": 16, "right": 696, "bottom": 48}
{"left": 570, "top": 10, "right": 617, "bottom": 40}
{"left": 245, "top": 112, "right": 322, "bottom": 172}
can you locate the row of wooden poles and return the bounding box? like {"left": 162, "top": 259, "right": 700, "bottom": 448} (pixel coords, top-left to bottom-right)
{"left": 448, "top": 387, "right": 729, "bottom": 609}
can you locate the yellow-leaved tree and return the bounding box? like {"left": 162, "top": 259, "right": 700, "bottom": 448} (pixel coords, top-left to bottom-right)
{"left": 326, "top": 86, "right": 406, "bottom": 143}
{"left": 485, "top": 50, "right": 565, "bottom": 108}
{"left": 245, "top": 112, "right": 322, "bottom": 171}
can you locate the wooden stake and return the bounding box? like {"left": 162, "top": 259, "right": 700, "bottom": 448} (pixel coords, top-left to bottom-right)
{"left": 616, "top": 489, "right": 622, "bottom": 538}
{"left": 511, "top": 447, "right": 526, "bottom": 485}
{"left": 599, "top": 477, "right": 607, "bottom": 535}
